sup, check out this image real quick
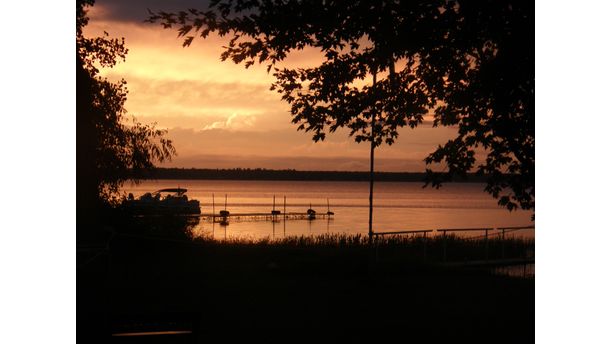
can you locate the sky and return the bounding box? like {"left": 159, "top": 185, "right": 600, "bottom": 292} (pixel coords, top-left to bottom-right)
{"left": 83, "top": 0, "right": 461, "bottom": 172}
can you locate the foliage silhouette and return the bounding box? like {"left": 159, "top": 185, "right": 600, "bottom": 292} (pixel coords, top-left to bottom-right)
{"left": 423, "top": 1, "right": 534, "bottom": 212}
{"left": 77, "top": 0, "right": 175, "bottom": 219}
{"left": 147, "top": 0, "right": 534, "bottom": 212}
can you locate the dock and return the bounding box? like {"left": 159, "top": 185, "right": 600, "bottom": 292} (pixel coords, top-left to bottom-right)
{"left": 201, "top": 194, "right": 334, "bottom": 224}
{"left": 200, "top": 212, "right": 333, "bottom": 223}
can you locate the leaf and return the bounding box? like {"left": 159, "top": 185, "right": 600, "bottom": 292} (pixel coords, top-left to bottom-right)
{"left": 183, "top": 36, "right": 195, "bottom": 47}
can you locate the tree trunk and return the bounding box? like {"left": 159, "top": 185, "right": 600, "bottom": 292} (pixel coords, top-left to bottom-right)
{"left": 368, "top": 71, "right": 377, "bottom": 244}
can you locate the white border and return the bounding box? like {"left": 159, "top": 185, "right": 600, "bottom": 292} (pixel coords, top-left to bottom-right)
{"left": 1, "top": 1, "right": 75, "bottom": 343}
{"left": 536, "top": 0, "right": 612, "bottom": 343}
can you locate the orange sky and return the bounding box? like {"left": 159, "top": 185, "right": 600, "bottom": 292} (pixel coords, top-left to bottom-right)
{"left": 84, "top": 0, "right": 460, "bottom": 171}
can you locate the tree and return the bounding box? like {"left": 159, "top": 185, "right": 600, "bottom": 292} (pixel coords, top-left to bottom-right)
{"left": 422, "top": 0, "right": 534, "bottom": 212}
{"left": 77, "top": 0, "right": 175, "bottom": 222}
{"left": 148, "top": 1, "right": 445, "bottom": 239}
{"left": 147, "top": 0, "right": 534, "bottom": 218}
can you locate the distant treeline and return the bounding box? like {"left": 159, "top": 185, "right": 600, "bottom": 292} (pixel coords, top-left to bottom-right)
{"left": 141, "top": 168, "right": 489, "bottom": 183}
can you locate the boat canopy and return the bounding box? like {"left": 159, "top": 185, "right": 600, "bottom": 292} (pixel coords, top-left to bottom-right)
{"left": 154, "top": 188, "right": 188, "bottom": 195}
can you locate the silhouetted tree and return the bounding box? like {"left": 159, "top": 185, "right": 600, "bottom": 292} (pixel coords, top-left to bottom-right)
{"left": 147, "top": 0, "right": 534, "bottom": 214}
{"left": 77, "top": 0, "right": 175, "bottom": 222}
{"left": 423, "top": 1, "right": 534, "bottom": 212}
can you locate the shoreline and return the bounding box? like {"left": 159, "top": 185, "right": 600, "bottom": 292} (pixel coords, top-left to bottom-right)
{"left": 136, "top": 168, "right": 493, "bottom": 183}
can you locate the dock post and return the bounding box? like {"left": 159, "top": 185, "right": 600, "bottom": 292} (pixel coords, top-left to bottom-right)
{"left": 283, "top": 196, "right": 286, "bottom": 219}
{"left": 273, "top": 195, "right": 276, "bottom": 221}
{"left": 212, "top": 193, "right": 215, "bottom": 222}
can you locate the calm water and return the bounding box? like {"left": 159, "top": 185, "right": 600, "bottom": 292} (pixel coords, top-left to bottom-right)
{"left": 123, "top": 179, "right": 534, "bottom": 240}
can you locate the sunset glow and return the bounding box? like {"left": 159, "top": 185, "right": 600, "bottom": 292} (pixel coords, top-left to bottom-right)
{"left": 84, "top": 0, "right": 459, "bottom": 171}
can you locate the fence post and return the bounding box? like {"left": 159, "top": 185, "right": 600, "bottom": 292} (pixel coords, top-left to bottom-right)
{"left": 423, "top": 231, "right": 427, "bottom": 262}
{"left": 442, "top": 230, "right": 447, "bottom": 263}
{"left": 375, "top": 235, "right": 380, "bottom": 263}
{"left": 501, "top": 228, "right": 506, "bottom": 259}
{"left": 485, "top": 228, "right": 489, "bottom": 262}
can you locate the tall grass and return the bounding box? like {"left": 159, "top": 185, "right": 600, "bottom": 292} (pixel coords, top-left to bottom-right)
{"left": 114, "top": 215, "right": 534, "bottom": 265}
{"left": 187, "top": 232, "right": 534, "bottom": 264}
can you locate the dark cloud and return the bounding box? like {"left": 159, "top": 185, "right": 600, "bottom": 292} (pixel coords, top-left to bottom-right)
{"left": 90, "top": 0, "right": 211, "bottom": 24}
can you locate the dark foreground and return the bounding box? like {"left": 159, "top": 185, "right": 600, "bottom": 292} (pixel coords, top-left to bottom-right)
{"left": 78, "top": 232, "right": 534, "bottom": 343}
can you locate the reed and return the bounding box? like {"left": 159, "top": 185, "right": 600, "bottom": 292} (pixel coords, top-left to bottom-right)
{"left": 204, "top": 233, "right": 534, "bottom": 263}
{"left": 105, "top": 213, "right": 534, "bottom": 268}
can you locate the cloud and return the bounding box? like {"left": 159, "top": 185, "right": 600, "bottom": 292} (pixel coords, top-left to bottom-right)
{"left": 115, "top": 76, "right": 281, "bottom": 113}
{"left": 83, "top": 15, "right": 294, "bottom": 132}
{"left": 88, "top": 0, "right": 213, "bottom": 24}
{"left": 202, "top": 113, "right": 257, "bottom": 131}
{"left": 86, "top": 1, "right": 327, "bottom": 73}
{"left": 84, "top": 1, "right": 463, "bottom": 172}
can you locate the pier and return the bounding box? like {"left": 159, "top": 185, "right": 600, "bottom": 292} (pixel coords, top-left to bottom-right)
{"left": 200, "top": 211, "right": 333, "bottom": 223}
{"left": 201, "top": 194, "right": 334, "bottom": 224}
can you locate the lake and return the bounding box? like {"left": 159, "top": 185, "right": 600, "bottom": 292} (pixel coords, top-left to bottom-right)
{"left": 123, "top": 179, "right": 534, "bottom": 240}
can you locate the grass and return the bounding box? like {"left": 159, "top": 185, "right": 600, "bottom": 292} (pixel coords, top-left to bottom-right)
{"left": 106, "top": 212, "right": 535, "bottom": 264}
{"left": 113, "top": 216, "right": 535, "bottom": 266}
{"left": 77, "top": 218, "right": 535, "bottom": 343}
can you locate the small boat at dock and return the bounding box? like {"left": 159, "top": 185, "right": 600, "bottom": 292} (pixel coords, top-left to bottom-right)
{"left": 307, "top": 208, "right": 316, "bottom": 220}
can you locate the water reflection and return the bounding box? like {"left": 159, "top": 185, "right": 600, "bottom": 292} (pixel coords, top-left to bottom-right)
{"left": 123, "top": 180, "right": 534, "bottom": 240}
{"left": 190, "top": 215, "right": 534, "bottom": 242}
